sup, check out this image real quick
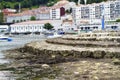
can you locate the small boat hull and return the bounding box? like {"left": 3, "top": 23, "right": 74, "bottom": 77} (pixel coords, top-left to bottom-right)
{"left": 47, "top": 33, "right": 62, "bottom": 38}
{"left": 0, "top": 38, "right": 12, "bottom": 41}
{"left": 0, "top": 35, "right": 12, "bottom": 42}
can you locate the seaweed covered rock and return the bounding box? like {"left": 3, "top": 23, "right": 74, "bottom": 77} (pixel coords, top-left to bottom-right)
{"left": 112, "top": 59, "right": 120, "bottom": 65}
{"left": 93, "top": 51, "right": 106, "bottom": 59}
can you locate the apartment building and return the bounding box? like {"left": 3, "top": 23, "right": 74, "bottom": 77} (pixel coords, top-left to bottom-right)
{"left": 72, "top": 0, "right": 120, "bottom": 25}
{"left": 6, "top": 6, "right": 65, "bottom": 23}
{"left": 35, "top": 7, "right": 50, "bottom": 20}
{"left": 50, "top": 6, "right": 65, "bottom": 20}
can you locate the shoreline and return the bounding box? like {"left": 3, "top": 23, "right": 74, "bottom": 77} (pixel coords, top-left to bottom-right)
{"left": 1, "top": 36, "right": 120, "bottom": 80}
{"left": 2, "top": 48, "right": 120, "bottom": 80}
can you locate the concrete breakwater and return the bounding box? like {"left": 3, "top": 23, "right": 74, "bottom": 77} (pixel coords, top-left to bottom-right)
{"left": 4, "top": 34, "right": 120, "bottom": 80}
{"left": 17, "top": 36, "right": 120, "bottom": 64}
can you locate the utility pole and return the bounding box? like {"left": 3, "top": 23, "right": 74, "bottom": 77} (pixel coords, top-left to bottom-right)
{"left": 78, "top": 0, "right": 81, "bottom": 5}
{"left": 84, "top": 0, "right": 87, "bottom": 5}
{"left": 18, "top": 3, "right": 21, "bottom": 13}
{"left": 101, "top": 5, "right": 105, "bottom": 30}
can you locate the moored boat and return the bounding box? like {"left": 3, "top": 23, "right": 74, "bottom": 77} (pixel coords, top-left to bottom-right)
{"left": 47, "top": 32, "right": 62, "bottom": 38}
{"left": 0, "top": 35, "right": 12, "bottom": 42}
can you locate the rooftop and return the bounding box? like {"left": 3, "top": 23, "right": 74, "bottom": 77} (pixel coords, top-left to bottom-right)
{"left": 11, "top": 20, "right": 62, "bottom": 25}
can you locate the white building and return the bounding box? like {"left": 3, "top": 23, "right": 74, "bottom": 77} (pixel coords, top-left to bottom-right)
{"left": 9, "top": 19, "right": 77, "bottom": 33}
{"left": 61, "top": 20, "right": 76, "bottom": 32}
{"left": 36, "top": 13, "right": 50, "bottom": 20}
{"left": 10, "top": 20, "right": 62, "bottom": 33}
{"left": 6, "top": 6, "right": 64, "bottom": 23}
{"left": 7, "top": 11, "right": 33, "bottom": 23}
{"left": 72, "top": 0, "right": 120, "bottom": 25}
{"left": 50, "top": 7, "right": 61, "bottom": 20}
{"left": 35, "top": 7, "right": 50, "bottom": 20}
{"left": 10, "top": 22, "right": 43, "bottom": 33}
{"left": 6, "top": 0, "right": 77, "bottom": 23}
{"left": 0, "top": 25, "right": 9, "bottom": 32}
{"left": 77, "top": 22, "right": 120, "bottom": 31}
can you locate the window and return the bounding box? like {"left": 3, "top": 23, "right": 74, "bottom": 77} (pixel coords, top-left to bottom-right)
{"left": 111, "top": 26, "right": 118, "bottom": 29}
{"left": 35, "top": 26, "right": 37, "bottom": 29}
{"left": 12, "top": 27, "right": 14, "bottom": 30}
{"left": 81, "top": 27, "right": 83, "bottom": 30}
{"left": 17, "top": 27, "right": 19, "bottom": 30}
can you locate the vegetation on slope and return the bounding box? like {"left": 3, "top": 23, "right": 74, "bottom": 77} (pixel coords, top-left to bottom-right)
{"left": 0, "top": 0, "right": 108, "bottom": 10}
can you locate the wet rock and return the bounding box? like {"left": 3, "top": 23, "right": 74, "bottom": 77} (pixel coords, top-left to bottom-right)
{"left": 104, "top": 52, "right": 115, "bottom": 58}
{"left": 41, "top": 64, "right": 50, "bottom": 69}
{"left": 74, "top": 71, "right": 80, "bottom": 75}
{"left": 81, "top": 51, "right": 92, "bottom": 58}
{"left": 93, "top": 76, "right": 99, "bottom": 80}
{"left": 112, "top": 59, "right": 120, "bottom": 65}
{"left": 93, "top": 51, "right": 106, "bottom": 59}
{"left": 82, "top": 75, "right": 89, "bottom": 79}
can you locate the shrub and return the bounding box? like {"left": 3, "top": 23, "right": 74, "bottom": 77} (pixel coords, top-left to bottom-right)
{"left": 116, "top": 19, "right": 120, "bottom": 22}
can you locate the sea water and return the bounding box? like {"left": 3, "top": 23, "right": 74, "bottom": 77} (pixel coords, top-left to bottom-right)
{"left": 0, "top": 35, "right": 46, "bottom": 80}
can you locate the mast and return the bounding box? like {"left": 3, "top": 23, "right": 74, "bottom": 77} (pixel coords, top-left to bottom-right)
{"left": 18, "top": 3, "right": 21, "bottom": 13}
{"left": 84, "top": 0, "right": 87, "bottom": 5}
{"left": 78, "top": 0, "right": 81, "bottom": 5}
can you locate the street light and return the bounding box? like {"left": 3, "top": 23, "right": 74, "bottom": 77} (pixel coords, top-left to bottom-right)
{"left": 84, "top": 0, "right": 87, "bottom": 5}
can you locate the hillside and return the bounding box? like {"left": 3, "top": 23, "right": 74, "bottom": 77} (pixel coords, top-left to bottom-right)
{"left": 0, "top": 0, "right": 108, "bottom": 9}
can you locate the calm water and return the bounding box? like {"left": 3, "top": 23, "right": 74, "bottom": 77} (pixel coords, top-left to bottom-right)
{"left": 0, "top": 34, "right": 46, "bottom": 80}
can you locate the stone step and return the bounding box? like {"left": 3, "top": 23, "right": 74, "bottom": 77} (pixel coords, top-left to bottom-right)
{"left": 62, "top": 35, "right": 120, "bottom": 42}
{"left": 46, "top": 38, "right": 120, "bottom": 47}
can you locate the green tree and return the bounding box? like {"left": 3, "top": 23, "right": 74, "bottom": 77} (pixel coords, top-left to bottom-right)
{"left": 0, "top": 12, "right": 4, "bottom": 23}
{"left": 16, "top": 20, "right": 19, "bottom": 23}
{"left": 66, "top": 8, "right": 72, "bottom": 14}
{"left": 116, "top": 19, "right": 120, "bottom": 22}
{"left": 47, "top": 2, "right": 55, "bottom": 7}
{"left": 80, "top": 0, "right": 85, "bottom": 4}
{"left": 44, "top": 23, "right": 54, "bottom": 30}
{"left": 20, "top": 19, "right": 23, "bottom": 22}
{"left": 12, "top": 20, "right": 15, "bottom": 23}
{"left": 69, "top": 0, "right": 108, "bottom": 4}
{"left": 0, "top": 0, "right": 108, "bottom": 9}
{"left": 30, "top": 16, "right": 36, "bottom": 21}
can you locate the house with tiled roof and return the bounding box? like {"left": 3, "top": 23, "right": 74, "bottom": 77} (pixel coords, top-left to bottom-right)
{"left": 6, "top": 0, "right": 77, "bottom": 23}
{"left": 7, "top": 10, "right": 34, "bottom": 23}
{"left": 35, "top": 7, "right": 50, "bottom": 20}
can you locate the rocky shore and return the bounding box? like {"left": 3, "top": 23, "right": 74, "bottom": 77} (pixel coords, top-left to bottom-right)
{"left": 2, "top": 34, "right": 120, "bottom": 80}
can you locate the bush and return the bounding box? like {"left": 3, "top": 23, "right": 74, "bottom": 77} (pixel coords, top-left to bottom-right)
{"left": 116, "top": 19, "right": 120, "bottom": 22}
{"left": 44, "top": 23, "right": 54, "bottom": 30}
{"left": 30, "top": 16, "right": 36, "bottom": 21}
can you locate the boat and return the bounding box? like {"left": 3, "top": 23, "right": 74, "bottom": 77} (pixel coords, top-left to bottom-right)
{"left": 0, "top": 35, "right": 12, "bottom": 42}
{"left": 47, "top": 32, "right": 62, "bottom": 38}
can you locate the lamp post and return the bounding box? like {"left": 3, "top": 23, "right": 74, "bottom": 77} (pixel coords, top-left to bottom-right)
{"left": 84, "top": 0, "right": 87, "bottom": 5}
{"left": 101, "top": 5, "right": 105, "bottom": 30}
{"left": 78, "top": 0, "right": 81, "bottom": 5}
